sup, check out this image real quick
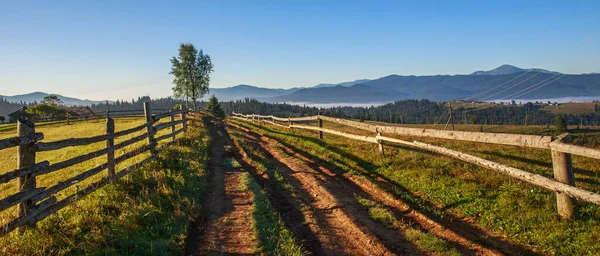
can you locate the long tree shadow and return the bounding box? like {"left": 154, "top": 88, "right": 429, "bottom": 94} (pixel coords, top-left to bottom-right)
{"left": 245, "top": 122, "right": 541, "bottom": 256}
{"left": 220, "top": 124, "right": 326, "bottom": 255}
{"left": 227, "top": 123, "right": 426, "bottom": 255}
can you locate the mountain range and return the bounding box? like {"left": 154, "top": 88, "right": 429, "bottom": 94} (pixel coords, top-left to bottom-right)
{"left": 3, "top": 65, "right": 600, "bottom": 106}
{"left": 0, "top": 92, "right": 106, "bottom": 106}
{"left": 203, "top": 64, "right": 600, "bottom": 103}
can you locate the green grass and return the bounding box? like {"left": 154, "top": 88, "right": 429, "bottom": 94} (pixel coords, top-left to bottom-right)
{"left": 231, "top": 119, "right": 600, "bottom": 255}
{"left": 222, "top": 157, "right": 242, "bottom": 169}
{"left": 238, "top": 172, "right": 305, "bottom": 256}
{"left": 0, "top": 116, "right": 208, "bottom": 255}
{"left": 355, "top": 195, "right": 461, "bottom": 255}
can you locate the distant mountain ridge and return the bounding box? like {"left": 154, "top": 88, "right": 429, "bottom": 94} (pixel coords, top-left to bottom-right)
{"left": 0, "top": 92, "right": 107, "bottom": 106}
{"left": 470, "top": 64, "right": 561, "bottom": 76}
{"left": 5, "top": 65, "right": 600, "bottom": 106}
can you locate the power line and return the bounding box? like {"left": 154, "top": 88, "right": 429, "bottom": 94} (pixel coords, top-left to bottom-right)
{"left": 503, "top": 74, "right": 566, "bottom": 100}
{"left": 479, "top": 72, "right": 542, "bottom": 101}
{"left": 463, "top": 70, "right": 533, "bottom": 100}
{"left": 500, "top": 73, "right": 561, "bottom": 100}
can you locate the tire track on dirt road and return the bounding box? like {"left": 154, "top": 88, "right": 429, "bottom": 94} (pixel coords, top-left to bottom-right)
{"left": 185, "top": 119, "right": 257, "bottom": 256}
{"left": 227, "top": 122, "right": 419, "bottom": 255}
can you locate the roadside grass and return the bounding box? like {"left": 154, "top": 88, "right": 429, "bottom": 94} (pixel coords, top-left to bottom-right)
{"left": 231, "top": 119, "right": 600, "bottom": 255}
{"left": 0, "top": 116, "right": 181, "bottom": 223}
{"left": 238, "top": 171, "right": 305, "bottom": 256}
{"left": 0, "top": 116, "right": 209, "bottom": 255}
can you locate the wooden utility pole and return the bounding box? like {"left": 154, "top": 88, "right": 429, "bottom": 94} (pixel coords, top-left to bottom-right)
{"left": 444, "top": 101, "right": 455, "bottom": 131}
{"left": 389, "top": 111, "right": 392, "bottom": 123}
{"left": 17, "top": 118, "right": 36, "bottom": 216}
{"left": 525, "top": 109, "right": 528, "bottom": 126}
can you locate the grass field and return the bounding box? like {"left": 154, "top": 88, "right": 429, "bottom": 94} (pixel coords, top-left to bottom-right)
{"left": 232, "top": 119, "right": 600, "bottom": 255}
{"left": 0, "top": 116, "right": 209, "bottom": 254}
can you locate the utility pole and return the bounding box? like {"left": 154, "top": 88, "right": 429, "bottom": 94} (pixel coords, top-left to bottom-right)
{"left": 525, "top": 109, "right": 528, "bottom": 126}
{"left": 444, "top": 101, "right": 455, "bottom": 130}
{"left": 389, "top": 111, "right": 392, "bottom": 123}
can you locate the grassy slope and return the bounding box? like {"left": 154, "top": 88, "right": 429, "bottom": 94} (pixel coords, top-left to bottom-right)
{"left": 232, "top": 119, "right": 600, "bottom": 255}
{"left": 0, "top": 117, "right": 209, "bottom": 255}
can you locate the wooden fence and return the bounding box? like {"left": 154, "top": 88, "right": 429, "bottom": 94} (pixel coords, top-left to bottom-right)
{"left": 231, "top": 112, "right": 600, "bottom": 219}
{"left": 0, "top": 103, "right": 197, "bottom": 236}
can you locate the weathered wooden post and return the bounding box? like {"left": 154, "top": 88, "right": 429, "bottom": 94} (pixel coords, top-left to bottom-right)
{"left": 376, "top": 128, "right": 384, "bottom": 155}
{"left": 144, "top": 102, "right": 157, "bottom": 157}
{"left": 551, "top": 134, "right": 577, "bottom": 219}
{"left": 17, "top": 118, "right": 36, "bottom": 216}
{"left": 106, "top": 115, "right": 115, "bottom": 181}
{"left": 170, "top": 109, "right": 176, "bottom": 142}
{"left": 181, "top": 105, "right": 187, "bottom": 133}
{"left": 66, "top": 112, "right": 70, "bottom": 125}
{"left": 318, "top": 116, "right": 323, "bottom": 140}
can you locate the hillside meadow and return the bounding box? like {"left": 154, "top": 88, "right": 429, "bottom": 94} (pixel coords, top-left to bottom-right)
{"left": 0, "top": 115, "right": 210, "bottom": 254}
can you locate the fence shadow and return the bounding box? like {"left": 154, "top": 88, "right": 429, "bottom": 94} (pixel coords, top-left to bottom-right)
{"left": 247, "top": 122, "right": 541, "bottom": 256}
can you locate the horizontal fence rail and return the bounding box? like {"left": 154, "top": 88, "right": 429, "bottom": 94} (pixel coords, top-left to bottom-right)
{"left": 231, "top": 112, "right": 600, "bottom": 219}
{"left": 0, "top": 104, "right": 206, "bottom": 237}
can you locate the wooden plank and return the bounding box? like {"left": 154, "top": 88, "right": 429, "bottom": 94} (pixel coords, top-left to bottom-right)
{"left": 0, "top": 161, "right": 50, "bottom": 184}
{"left": 410, "top": 140, "right": 600, "bottom": 205}
{"left": 30, "top": 143, "right": 153, "bottom": 203}
{"left": 550, "top": 140, "right": 600, "bottom": 160}
{"left": 154, "top": 120, "right": 184, "bottom": 132}
{"left": 321, "top": 115, "right": 552, "bottom": 149}
{"left": 155, "top": 129, "right": 183, "bottom": 143}
{"left": 0, "top": 196, "right": 56, "bottom": 237}
{"left": 291, "top": 124, "right": 378, "bottom": 144}
{"left": 27, "top": 156, "right": 154, "bottom": 228}
{"left": 35, "top": 121, "right": 153, "bottom": 152}
{"left": 152, "top": 109, "right": 185, "bottom": 120}
{"left": 0, "top": 188, "right": 45, "bottom": 212}
{"left": 0, "top": 132, "right": 44, "bottom": 151}
{"left": 36, "top": 132, "right": 149, "bottom": 177}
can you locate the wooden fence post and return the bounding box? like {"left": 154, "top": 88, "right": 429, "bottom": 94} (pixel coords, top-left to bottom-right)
{"left": 288, "top": 117, "right": 292, "bottom": 128}
{"left": 106, "top": 116, "right": 115, "bottom": 181}
{"left": 318, "top": 116, "right": 323, "bottom": 140}
{"left": 551, "top": 134, "right": 577, "bottom": 219}
{"left": 17, "top": 118, "right": 36, "bottom": 217}
{"left": 144, "top": 102, "right": 157, "bottom": 157}
{"left": 377, "top": 128, "right": 384, "bottom": 155}
{"left": 170, "top": 109, "right": 176, "bottom": 142}
{"left": 181, "top": 105, "right": 187, "bottom": 133}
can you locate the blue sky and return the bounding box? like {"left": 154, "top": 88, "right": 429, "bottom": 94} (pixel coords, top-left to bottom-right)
{"left": 1, "top": 0, "right": 599, "bottom": 101}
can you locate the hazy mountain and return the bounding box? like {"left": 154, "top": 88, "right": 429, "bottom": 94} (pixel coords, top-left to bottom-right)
{"left": 0, "top": 92, "right": 107, "bottom": 106}
{"left": 470, "top": 64, "right": 561, "bottom": 76}
{"left": 277, "top": 84, "right": 407, "bottom": 103}
{"left": 202, "top": 84, "right": 300, "bottom": 101}
{"left": 312, "top": 79, "right": 372, "bottom": 88}
{"left": 269, "top": 69, "right": 600, "bottom": 103}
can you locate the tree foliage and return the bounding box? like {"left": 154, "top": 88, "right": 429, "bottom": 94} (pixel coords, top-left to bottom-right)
{"left": 26, "top": 103, "right": 66, "bottom": 120}
{"left": 206, "top": 95, "right": 225, "bottom": 118}
{"left": 555, "top": 117, "right": 567, "bottom": 133}
{"left": 170, "top": 43, "right": 214, "bottom": 107}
